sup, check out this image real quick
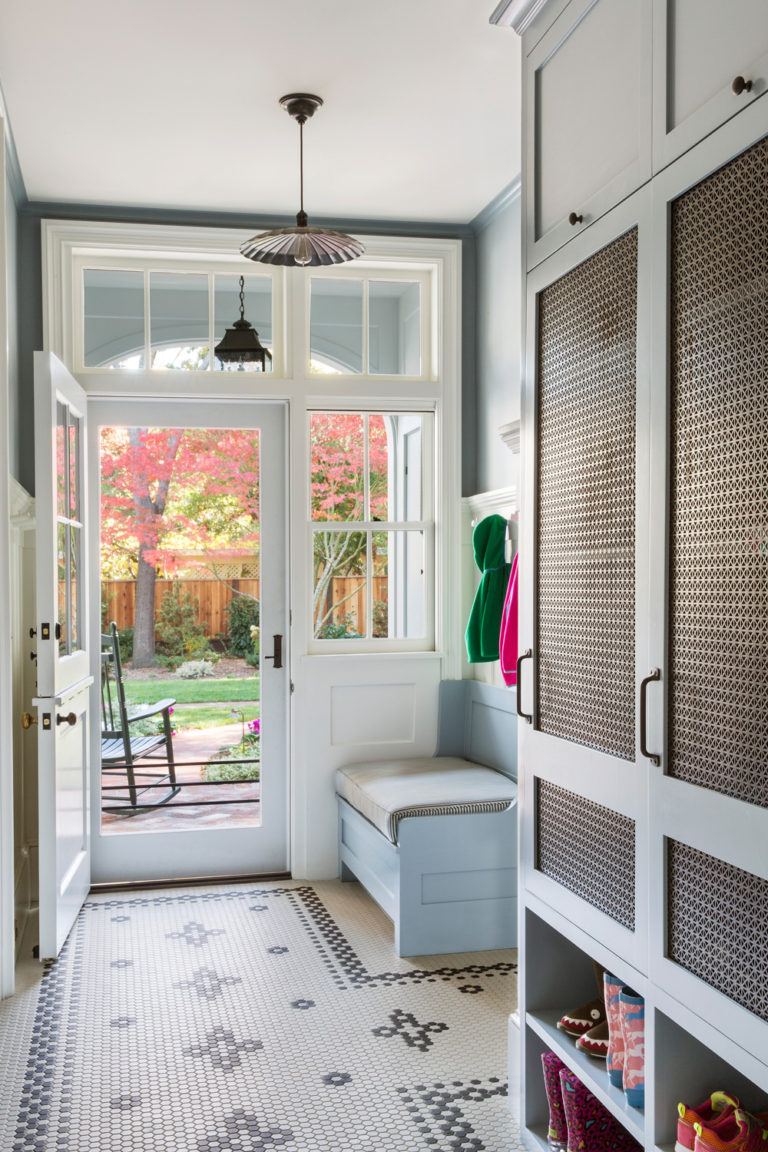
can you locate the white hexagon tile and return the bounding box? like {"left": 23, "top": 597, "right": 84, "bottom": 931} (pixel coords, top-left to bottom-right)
{"left": 0, "top": 880, "right": 521, "bottom": 1151}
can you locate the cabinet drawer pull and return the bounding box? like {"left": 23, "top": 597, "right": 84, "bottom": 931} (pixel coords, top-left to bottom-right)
{"left": 516, "top": 649, "right": 533, "bottom": 725}
{"left": 639, "top": 668, "right": 661, "bottom": 765}
{"left": 731, "top": 75, "right": 753, "bottom": 95}
{"left": 568, "top": 211, "right": 583, "bottom": 226}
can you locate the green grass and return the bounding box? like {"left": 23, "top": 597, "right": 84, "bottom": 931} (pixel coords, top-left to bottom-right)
{"left": 123, "top": 677, "right": 259, "bottom": 706}
{"left": 172, "top": 703, "right": 260, "bottom": 730}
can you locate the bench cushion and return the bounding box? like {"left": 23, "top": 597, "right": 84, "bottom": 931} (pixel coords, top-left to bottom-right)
{"left": 336, "top": 757, "right": 517, "bottom": 845}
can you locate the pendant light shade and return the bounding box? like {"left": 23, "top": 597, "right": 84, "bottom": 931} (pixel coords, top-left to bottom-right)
{"left": 214, "top": 276, "right": 272, "bottom": 370}
{"left": 240, "top": 94, "right": 364, "bottom": 268}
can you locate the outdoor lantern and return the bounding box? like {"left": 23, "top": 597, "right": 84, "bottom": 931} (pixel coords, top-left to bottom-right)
{"left": 214, "top": 276, "right": 273, "bottom": 370}
{"left": 240, "top": 93, "right": 364, "bottom": 268}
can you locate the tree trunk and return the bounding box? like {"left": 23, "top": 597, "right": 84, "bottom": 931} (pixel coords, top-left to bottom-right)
{"left": 132, "top": 550, "right": 157, "bottom": 667}
{"left": 128, "top": 427, "right": 182, "bottom": 667}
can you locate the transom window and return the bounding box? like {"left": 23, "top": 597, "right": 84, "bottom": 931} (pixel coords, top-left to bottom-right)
{"left": 309, "top": 273, "right": 426, "bottom": 376}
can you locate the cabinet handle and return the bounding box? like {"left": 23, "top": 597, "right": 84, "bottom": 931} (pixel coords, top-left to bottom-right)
{"left": 516, "top": 649, "right": 533, "bottom": 725}
{"left": 639, "top": 668, "right": 661, "bottom": 766}
{"left": 731, "top": 75, "right": 753, "bottom": 95}
{"left": 568, "top": 211, "right": 583, "bottom": 226}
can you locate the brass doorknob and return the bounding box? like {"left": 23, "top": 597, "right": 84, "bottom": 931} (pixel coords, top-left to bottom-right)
{"left": 21, "top": 712, "right": 38, "bottom": 729}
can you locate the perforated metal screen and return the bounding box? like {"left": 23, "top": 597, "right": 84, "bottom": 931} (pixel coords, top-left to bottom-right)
{"left": 536, "top": 229, "right": 637, "bottom": 760}
{"left": 668, "top": 134, "right": 768, "bottom": 807}
{"left": 668, "top": 840, "right": 768, "bottom": 1022}
{"left": 536, "top": 780, "right": 635, "bottom": 930}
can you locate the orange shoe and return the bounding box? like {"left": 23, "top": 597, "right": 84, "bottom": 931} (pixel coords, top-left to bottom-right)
{"left": 676, "top": 1093, "right": 739, "bottom": 1152}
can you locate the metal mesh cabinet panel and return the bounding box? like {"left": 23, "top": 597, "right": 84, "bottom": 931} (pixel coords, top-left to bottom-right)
{"left": 536, "top": 229, "right": 637, "bottom": 760}
{"left": 668, "top": 840, "right": 768, "bottom": 1022}
{"left": 536, "top": 779, "right": 635, "bottom": 929}
{"left": 669, "top": 134, "right": 768, "bottom": 807}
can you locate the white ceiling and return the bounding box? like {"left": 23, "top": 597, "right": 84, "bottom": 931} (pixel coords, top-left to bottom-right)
{"left": 0, "top": 0, "right": 521, "bottom": 225}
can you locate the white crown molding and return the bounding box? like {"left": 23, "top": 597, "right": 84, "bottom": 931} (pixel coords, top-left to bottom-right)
{"left": 489, "top": 0, "right": 552, "bottom": 33}
{"left": 462, "top": 485, "right": 518, "bottom": 522}
{"left": 498, "top": 419, "right": 521, "bottom": 455}
{"left": 10, "top": 477, "right": 35, "bottom": 526}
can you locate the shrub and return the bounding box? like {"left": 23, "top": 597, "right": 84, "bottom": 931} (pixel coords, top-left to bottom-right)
{"left": 156, "top": 583, "right": 213, "bottom": 664}
{"left": 176, "top": 659, "right": 216, "bottom": 679}
{"left": 225, "top": 595, "right": 260, "bottom": 657}
{"left": 317, "top": 610, "right": 361, "bottom": 639}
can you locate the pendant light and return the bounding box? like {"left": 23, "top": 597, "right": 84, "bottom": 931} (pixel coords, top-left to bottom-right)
{"left": 214, "top": 276, "right": 273, "bottom": 370}
{"left": 240, "top": 94, "right": 364, "bottom": 268}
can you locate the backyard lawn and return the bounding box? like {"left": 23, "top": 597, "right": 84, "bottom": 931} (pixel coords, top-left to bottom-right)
{"left": 123, "top": 677, "right": 260, "bottom": 731}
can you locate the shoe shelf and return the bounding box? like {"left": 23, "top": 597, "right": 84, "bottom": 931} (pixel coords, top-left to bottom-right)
{"left": 525, "top": 1010, "right": 645, "bottom": 1143}
{"left": 517, "top": 901, "right": 768, "bottom": 1152}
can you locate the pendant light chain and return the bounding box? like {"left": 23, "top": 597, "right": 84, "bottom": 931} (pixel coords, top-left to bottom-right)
{"left": 238, "top": 276, "right": 246, "bottom": 320}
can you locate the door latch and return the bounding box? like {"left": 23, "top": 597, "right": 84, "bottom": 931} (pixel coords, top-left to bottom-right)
{"left": 264, "top": 634, "right": 283, "bottom": 670}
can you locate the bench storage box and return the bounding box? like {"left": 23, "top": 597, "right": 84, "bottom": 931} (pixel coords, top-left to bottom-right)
{"left": 336, "top": 680, "right": 518, "bottom": 957}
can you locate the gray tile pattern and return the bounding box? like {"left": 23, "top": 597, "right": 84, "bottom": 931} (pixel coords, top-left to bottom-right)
{"left": 1, "top": 880, "right": 521, "bottom": 1151}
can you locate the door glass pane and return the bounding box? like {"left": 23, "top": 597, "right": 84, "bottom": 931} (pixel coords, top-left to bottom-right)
{"left": 310, "top": 279, "right": 363, "bottom": 373}
{"left": 373, "top": 530, "right": 425, "bottom": 639}
{"left": 369, "top": 281, "right": 421, "bottom": 375}
{"left": 69, "top": 416, "right": 81, "bottom": 520}
{"left": 57, "top": 523, "right": 67, "bottom": 655}
{"left": 368, "top": 415, "right": 389, "bottom": 521}
{"left": 214, "top": 275, "right": 273, "bottom": 372}
{"left": 312, "top": 529, "right": 366, "bottom": 638}
{"left": 56, "top": 402, "right": 67, "bottom": 518}
{"left": 150, "top": 272, "right": 209, "bottom": 369}
{"left": 70, "top": 525, "right": 81, "bottom": 651}
{"left": 310, "top": 414, "right": 364, "bottom": 521}
{"left": 84, "top": 269, "right": 145, "bottom": 369}
{"left": 99, "top": 425, "right": 262, "bottom": 834}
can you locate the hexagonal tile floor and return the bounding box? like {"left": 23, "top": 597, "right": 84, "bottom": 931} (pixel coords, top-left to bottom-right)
{"left": 1, "top": 880, "right": 521, "bottom": 1152}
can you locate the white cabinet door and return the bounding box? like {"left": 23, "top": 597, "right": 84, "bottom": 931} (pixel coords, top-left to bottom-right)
{"left": 525, "top": 0, "right": 652, "bottom": 269}
{"left": 653, "top": 0, "right": 768, "bottom": 171}
{"left": 33, "top": 352, "right": 93, "bottom": 959}
{"left": 518, "top": 187, "right": 653, "bottom": 971}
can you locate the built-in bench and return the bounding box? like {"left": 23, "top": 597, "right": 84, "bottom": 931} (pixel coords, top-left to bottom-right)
{"left": 336, "top": 679, "right": 518, "bottom": 957}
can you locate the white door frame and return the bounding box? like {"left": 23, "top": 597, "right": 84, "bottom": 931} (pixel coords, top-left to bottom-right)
{"left": 87, "top": 397, "right": 291, "bottom": 884}
{"left": 0, "top": 111, "right": 16, "bottom": 997}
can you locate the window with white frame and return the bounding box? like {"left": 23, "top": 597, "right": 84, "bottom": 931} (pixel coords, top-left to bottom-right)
{"left": 46, "top": 222, "right": 460, "bottom": 663}
{"left": 309, "top": 411, "right": 434, "bottom": 648}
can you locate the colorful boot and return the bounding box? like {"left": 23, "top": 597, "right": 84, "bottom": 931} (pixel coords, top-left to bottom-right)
{"left": 603, "top": 973, "right": 625, "bottom": 1089}
{"left": 542, "top": 1051, "right": 569, "bottom": 1150}
{"left": 559, "top": 1066, "right": 641, "bottom": 1152}
{"left": 619, "top": 988, "right": 645, "bottom": 1109}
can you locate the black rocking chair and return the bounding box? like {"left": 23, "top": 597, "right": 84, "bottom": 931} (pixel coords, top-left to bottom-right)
{"left": 101, "top": 621, "right": 181, "bottom": 814}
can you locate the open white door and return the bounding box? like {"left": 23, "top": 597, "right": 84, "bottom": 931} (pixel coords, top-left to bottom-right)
{"left": 33, "top": 352, "right": 93, "bottom": 959}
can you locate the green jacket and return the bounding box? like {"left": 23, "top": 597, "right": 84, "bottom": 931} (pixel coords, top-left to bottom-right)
{"left": 465, "top": 514, "right": 511, "bottom": 663}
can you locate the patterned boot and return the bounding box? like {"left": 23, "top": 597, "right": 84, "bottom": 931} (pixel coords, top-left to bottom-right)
{"left": 559, "top": 1067, "right": 641, "bottom": 1152}
{"left": 542, "top": 1051, "right": 569, "bottom": 1150}
{"left": 619, "top": 989, "right": 645, "bottom": 1109}
{"left": 603, "top": 972, "right": 625, "bottom": 1089}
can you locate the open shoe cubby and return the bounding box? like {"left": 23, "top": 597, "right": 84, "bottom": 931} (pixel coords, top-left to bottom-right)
{"left": 518, "top": 908, "right": 768, "bottom": 1152}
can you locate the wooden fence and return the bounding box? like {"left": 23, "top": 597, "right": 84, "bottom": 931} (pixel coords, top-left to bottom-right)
{"left": 103, "top": 576, "right": 390, "bottom": 639}
{"left": 102, "top": 579, "right": 260, "bottom": 639}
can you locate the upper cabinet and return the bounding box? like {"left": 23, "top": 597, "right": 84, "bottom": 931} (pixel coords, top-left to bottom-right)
{"left": 653, "top": 0, "right": 768, "bottom": 170}
{"left": 524, "top": 0, "right": 652, "bottom": 268}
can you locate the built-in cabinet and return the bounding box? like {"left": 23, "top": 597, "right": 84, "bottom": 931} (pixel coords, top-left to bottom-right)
{"left": 515, "top": 0, "right": 768, "bottom": 1147}
{"left": 524, "top": 0, "right": 768, "bottom": 269}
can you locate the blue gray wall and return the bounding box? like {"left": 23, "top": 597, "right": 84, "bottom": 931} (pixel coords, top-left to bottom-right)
{"left": 471, "top": 182, "right": 521, "bottom": 495}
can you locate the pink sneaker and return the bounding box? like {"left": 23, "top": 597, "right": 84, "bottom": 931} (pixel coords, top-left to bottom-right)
{"left": 694, "top": 1110, "right": 768, "bottom": 1152}
{"left": 676, "top": 1093, "right": 739, "bottom": 1152}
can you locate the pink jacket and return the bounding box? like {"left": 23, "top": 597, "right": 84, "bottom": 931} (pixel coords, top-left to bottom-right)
{"left": 499, "top": 553, "right": 519, "bottom": 687}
